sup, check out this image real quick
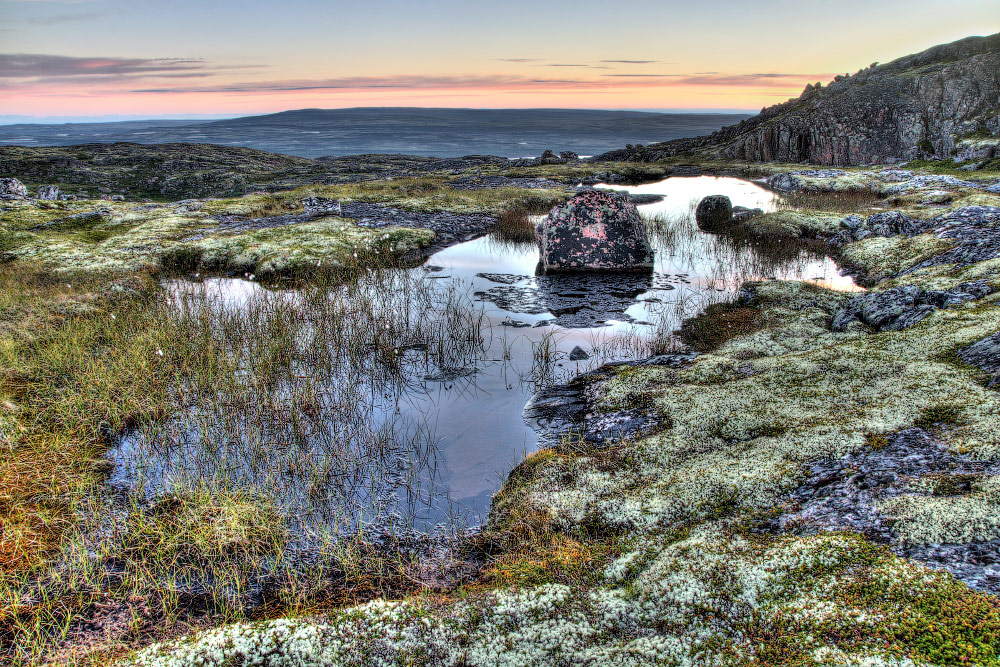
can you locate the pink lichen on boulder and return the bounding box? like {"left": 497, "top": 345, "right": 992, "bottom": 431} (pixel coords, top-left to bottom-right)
{"left": 536, "top": 190, "right": 654, "bottom": 273}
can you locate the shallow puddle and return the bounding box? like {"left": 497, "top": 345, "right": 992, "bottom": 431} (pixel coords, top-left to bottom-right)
{"left": 108, "top": 176, "right": 860, "bottom": 545}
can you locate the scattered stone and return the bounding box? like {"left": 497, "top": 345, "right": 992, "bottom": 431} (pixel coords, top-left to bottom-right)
{"left": 732, "top": 205, "right": 763, "bottom": 223}
{"left": 58, "top": 194, "right": 76, "bottom": 201}
{"left": 568, "top": 346, "right": 590, "bottom": 361}
{"left": 36, "top": 185, "right": 59, "bottom": 200}
{"left": 0, "top": 177, "right": 28, "bottom": 200}
{"left": 476, "top": 273, "right": 526, "bottom": 285}
{"left": 830, "top": 210, "right": 931, "bottom": 245}
{"left": 880, "top": 173, "right": 978, "bottom": 193}
{"left": 626, "top": 193, "right": 665, "bottom": 205}
{"left": 500, "top": 318, "right": 532, "bottom": 328}
{"left": 173, "top": 200, "right": 204, "bottom": 214}
{"left": 302, "top": 196, "right": 342, "bottom": 216}
{"left": 538, "top": 150, "right": 566, "bottom": 165}
{"left": 766, "top": 170, "right": 847, "bottom": 192}
{"left": 694, "top": 195, "right": 733, "bottom": 231}
{"left": 831, "top": 281, "right": 993, "bottom": 331}
{"left": 111, "top": 194, "right": 125, "bottom": 202}
{"left": 958, "top": 333, "right": 1000, "bottom": 387}
{"left": 919, "top": 190, "right": 953, "bottom": 205}
{"left": 536, "top": 190, "right": 654, "bottom": 273}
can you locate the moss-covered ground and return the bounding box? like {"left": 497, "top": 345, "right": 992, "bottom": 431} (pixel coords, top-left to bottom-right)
{"left": 3, "top": 152, "right": 1000, "bottom": 666}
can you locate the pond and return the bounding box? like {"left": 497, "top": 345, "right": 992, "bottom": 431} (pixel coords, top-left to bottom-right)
{"left": 108, "top": 176, "right": 859, "bottom": 550}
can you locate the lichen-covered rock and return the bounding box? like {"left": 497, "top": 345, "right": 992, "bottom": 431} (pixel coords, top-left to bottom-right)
{"left": 830, "top": 210, "right": 931, "bottom": 245}
{"left": 694, "top": 195, "right": 733, "bottom": 232}
{"left": 36, "top": 185, "right": 59, "bottom": 200}
{"left": 0, "top": 177, "right": 28, "bottom": 200}
{"left": 831, "top": 281, "right": 994, "bottom": 331}
{"left": 302, "top": 196, "right": 342, "bottom": 216}
{"left": 536, "top": 190, "right": 653, "bottom": 273}
{"left": 558, "top": 151, "right": 579, "bottom": 161}
{"left": 902, "top": 205, "right": 1000, "bottom": 273}
{"left": 959, "top": 332, "right": 1000, "bottom": 387}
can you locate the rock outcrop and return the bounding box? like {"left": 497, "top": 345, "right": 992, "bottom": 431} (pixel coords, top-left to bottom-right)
{"left": 536, "top": 190, "right": 653, "bottom": 273}
{"left": 831, "top": 281, "right": 994, "bottom": 331}
{"left": 0, "top": 177, "right": 28, "bottom": 200}
{"left": 830, "top": 211, "right": 931, "bottom": 246}
{"left": 598, "top": 33, "right": 1000, "bottom": 166}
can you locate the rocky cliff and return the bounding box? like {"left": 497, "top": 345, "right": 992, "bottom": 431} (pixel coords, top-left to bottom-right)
{"left": 598, "top": 33, "right": 1000, "bottom": 166}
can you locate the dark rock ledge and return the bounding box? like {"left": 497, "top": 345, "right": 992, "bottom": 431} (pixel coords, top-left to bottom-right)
{"left": 771, "top": 428, "right": 1000, "bottom": 594}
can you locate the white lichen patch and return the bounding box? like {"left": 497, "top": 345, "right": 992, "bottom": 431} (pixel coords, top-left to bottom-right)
{"left": 879, "top": 475, "right": 1000, "bottom": 545}
{"left": 123, "top": 526, "right": 945, "bottom": 667}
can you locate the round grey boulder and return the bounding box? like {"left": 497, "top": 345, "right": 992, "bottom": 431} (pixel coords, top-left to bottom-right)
{"left": 695, "top": 195, "right": 734, "bottom": 232}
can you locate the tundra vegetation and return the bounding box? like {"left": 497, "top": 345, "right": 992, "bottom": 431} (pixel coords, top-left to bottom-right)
{"left": 2, "top": 148, "right": 1000, "bottom": 667}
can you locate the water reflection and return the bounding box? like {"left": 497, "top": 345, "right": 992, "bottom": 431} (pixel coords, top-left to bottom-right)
{"left": 107, "top": 176, "right": 860, "bottom": 547}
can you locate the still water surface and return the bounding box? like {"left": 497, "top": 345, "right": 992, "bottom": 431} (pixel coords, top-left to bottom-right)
{"left": 109, "top": 177, "right": 859, "bottom": 543}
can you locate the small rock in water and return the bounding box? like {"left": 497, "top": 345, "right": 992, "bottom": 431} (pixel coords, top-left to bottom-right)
{"left": 732, "top": 205, "right": 763, "bottom": 223}
{"left": 695, "top": 195, "right": 734, "bottom": 231}
{"left": 477, "top": 272, "right": 527, "bottom": 285}
{"left": 569, "top": 346, "right": 590, "bottom": 361}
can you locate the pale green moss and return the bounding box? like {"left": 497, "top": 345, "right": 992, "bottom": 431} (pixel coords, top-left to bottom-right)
{"left": 839, "top": 233, "right": 954, "bottom": 284}
{"left": 743, "top": 210, "right": 842, "bottom": 238}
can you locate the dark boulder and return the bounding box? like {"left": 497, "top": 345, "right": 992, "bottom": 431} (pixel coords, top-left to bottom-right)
{"left": 536, "top": 190, "right": 653, "bottom": 273}
{"left": 539, "top": 150, "right": 567, "bottom": 165}
{"left": 0, "top": 178, "right": 28, "bottom": 200}
{"left": 695, "top": 195, "right": 733, "bottom": 231}
{"left": 958, "top": 333, "right": 1000, "bottom": 387}
{"left": 569, "top": 346, "right": 591, "bottom": 361}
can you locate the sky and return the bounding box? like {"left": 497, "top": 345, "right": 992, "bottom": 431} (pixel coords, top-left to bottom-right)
{"left": 1, "top": 0, "right": 997, "bottom": 121}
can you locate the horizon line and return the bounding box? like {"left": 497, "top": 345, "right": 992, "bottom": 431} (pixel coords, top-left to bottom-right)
{"left": 0, "top": 106, "right": 759, "bottom": 126}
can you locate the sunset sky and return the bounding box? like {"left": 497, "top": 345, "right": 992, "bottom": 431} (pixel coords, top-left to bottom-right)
{"left": 2, "top": 0, "right": 997, "bottom": 121}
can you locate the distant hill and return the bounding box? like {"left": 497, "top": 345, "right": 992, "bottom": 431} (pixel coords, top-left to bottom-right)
{"left": 599, "top": 33, "right": 1000, "bottom": 166}
{"left": 0, "top": 108, "right": 751, "bottom": 159}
